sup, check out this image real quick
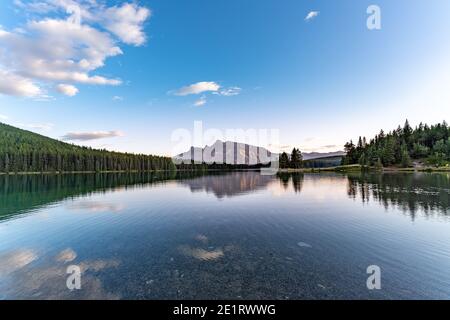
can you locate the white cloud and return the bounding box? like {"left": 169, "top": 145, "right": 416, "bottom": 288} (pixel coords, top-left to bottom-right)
{"left": 62, "top": 130, "right": 124, "bottom": 141}
{"left": 0, "top": 1, "right": 151, "bottom": 98}
{"left": 305, "top": 11, "right": 319, "bottom": 21}
{"left": 22, "top": 18, "right": 123, "bottom": 83}
{"left": 0, "top": 114, "right": 8, "bottom": 120}
{"left": 193, "top": 95, "right": 207, "bottom": 107}
{"left": 112, "top": 95, "right": 123, "bottom": 101}
{"left": 0, "top": 70, "right": 43, "bottom": 97}
{"left": 56, "top": 84, "right": 78, "bottom": 96}
{"left": 102, "top": 3, "right": 151, "bottom": 46}
{"left": 173, "top": 81, "right": 220, "bottom": 96}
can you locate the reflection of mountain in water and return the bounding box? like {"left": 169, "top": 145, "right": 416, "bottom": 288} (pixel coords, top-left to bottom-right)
{"left": 179, "top": 171, "right": 281, "bottom": 198}
{"left": 347, "top": 172, "right": 450, "bottom": 218}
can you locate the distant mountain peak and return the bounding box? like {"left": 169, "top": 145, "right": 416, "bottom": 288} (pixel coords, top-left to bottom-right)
{"left": 174, "top": 141, "right": 345, "bottom": 164}
{"left": 173, "top": 141, "right": 277, "bottom": 165}
{"left": 302, "top": 151, "right": 345, "bottom": 160}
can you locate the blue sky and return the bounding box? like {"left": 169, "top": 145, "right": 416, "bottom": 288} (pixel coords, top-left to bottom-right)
{"left": 0, "top": 0, "right": 449, "bottom": 156}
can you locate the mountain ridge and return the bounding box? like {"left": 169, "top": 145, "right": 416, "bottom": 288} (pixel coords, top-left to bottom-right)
{"left": 173, "top": 140, "right": 344, "bottom": 164}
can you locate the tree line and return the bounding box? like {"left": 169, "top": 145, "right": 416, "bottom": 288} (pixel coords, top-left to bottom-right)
{"left": 0, "top": 122, "right": 176, "bottom": 173}
{"left": 342, "top": 120, "right": 450, "bottom": 167}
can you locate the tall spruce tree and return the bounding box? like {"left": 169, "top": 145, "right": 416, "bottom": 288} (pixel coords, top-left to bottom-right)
{"left": 279, "top": 152, "right": 290, "bottom": 169}
{"left": 290, "top": 148, "right": 303, "bottom": 169}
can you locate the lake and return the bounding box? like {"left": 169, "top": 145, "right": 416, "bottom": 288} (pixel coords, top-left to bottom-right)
{"left": 0, "top": 171, "right": 449, "bottom": 299}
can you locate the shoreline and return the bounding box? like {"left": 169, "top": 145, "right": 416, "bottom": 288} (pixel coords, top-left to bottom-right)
{"left": 0, "top": 169, "right": 175, "bottom": 176}
{"left": 1, "top": 165, "right": 449, "bottom": 176}
{"left": 277, "top": 164, "right": 450, "bottom": 173}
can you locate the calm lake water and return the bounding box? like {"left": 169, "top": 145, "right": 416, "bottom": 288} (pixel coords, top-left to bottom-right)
{"left": 0, "top": 171, "right": 450, "bottom": 299}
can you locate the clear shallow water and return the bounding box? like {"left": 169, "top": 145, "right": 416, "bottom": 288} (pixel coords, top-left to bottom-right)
{"left": 0, "top": 171, "right": 450, "bottom": 299}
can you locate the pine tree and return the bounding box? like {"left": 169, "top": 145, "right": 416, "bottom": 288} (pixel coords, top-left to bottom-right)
{"left": 401, "top": 145, "right": 412, "bottom": 167}
{"left": 279, "top": 152, "right": 289, "bottom": 169}
{"left": 290, "top": 148, "right": 302, "bottom": 168}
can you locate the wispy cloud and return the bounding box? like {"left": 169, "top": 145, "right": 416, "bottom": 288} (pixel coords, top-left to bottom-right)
{"left": 0, "top": 114, "right": 8, "bottom": 120}
{"left": 173, "top": 81, "right": 220, "bottom": 96}
{"left": 193, "top": 95, "right": 207, "bottom": 107}
{"left": 112, "top": 95, "right": 124, "bottom": 101}
{"left": 62, "top": 130, "right": 124, "bottom": 141}
{"left": 305, "top": 11, "right": 319, "bottom": 21}
{"left": 214, "top": 86, "right": 242, "bottom": 96}
{"left": 172, "top": 82, "right": 241, "bottom": 106}
{"left": 56, "top": 84, "right": 79, "bottom": 97}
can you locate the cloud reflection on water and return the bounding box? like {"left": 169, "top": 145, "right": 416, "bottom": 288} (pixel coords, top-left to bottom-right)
{"left": 66, "top": 201, "right": 125, "bottom": 213}
{"left": 0, "top": 248, "right": 120, "bottom": 299}
{"left": 0, "top": 249, "right": 38, "bottom": 276}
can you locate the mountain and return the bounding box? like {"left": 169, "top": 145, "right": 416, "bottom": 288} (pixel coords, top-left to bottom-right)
{"left": 173, "top": 140, "right": 345, "bottom": 164}
{"left": 302, "top": 151, "right": 345, "bottom": 160}
{"left": 0, "top": 122, "right": 175, "bottom": 173}
{"left": 173, "top": 140, "right": 278, "bottom": 165}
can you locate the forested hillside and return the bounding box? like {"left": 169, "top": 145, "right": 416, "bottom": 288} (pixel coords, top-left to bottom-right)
{"left": 0, "top": 122, "right": 175, "bottom": 173}
{"left": 342, "top": 120, "right": 450, "bottom": 167}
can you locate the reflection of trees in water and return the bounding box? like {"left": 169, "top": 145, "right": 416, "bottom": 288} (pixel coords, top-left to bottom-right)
{"left": 347, "top": 172, "right": 450, "bottom": 218}
{"left": 278, "top": 173, "right": 290, "bottom": 190}
{"left": 277, "top": 173, "right": 304, "bottom": 193}
{"left": 0, "top": 172, "right": 179, "bottom": 221}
